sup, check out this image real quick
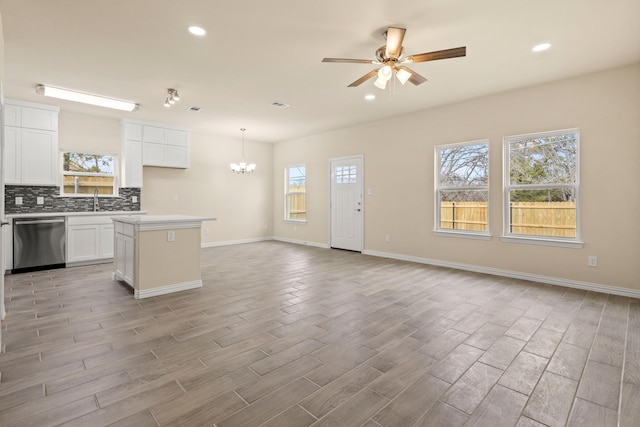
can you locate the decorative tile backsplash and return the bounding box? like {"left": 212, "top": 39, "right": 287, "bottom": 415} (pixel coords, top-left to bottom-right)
{"left": 5, "top": 185, "right": 141, "bottom": 214}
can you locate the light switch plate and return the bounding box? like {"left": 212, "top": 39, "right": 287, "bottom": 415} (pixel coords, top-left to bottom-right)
{"left": 15, "top": 196, "right": 23, "bottom": 205}
{"left": 37, "top": 197, "right": 44, "bottom": 205}
{"left": 132, "top": 196, "right": 138, "bottom": 203}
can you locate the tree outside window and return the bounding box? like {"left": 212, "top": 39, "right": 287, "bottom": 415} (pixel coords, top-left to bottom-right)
{"left": 435, "top": 141, "right": 489, "bottom": 233}
{"left": 504, "top": 129, "right": 579, "bottom": 240}
{"left": 62, "top": 152, "right": 117, "bottom": 195}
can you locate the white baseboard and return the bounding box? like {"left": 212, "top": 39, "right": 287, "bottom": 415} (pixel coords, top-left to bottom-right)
{"left": 362, "top": 249, "right": 640, "bottom": 299}
{"left": 201, "top": 236, "right": 273, "bottom": 248}
{"left": 272, "top": 236, "right": 330, "bottom": 249}
{"left": 201, "top": 236, "right": 329, "bottom": 250}
{"left": 134, "top": 280, "right": 202, "bottom": 299}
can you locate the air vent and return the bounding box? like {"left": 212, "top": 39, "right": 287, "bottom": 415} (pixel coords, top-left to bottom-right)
{"left": 271, "top": 101, "right": 290, "bottom": 109}
{"left": 188, "top": 106, "right": 202, "bottom": 112}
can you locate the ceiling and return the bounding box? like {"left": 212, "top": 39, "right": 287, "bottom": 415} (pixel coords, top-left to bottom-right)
{"left": 0, "top": 0, "right": 638, "bottom": 143}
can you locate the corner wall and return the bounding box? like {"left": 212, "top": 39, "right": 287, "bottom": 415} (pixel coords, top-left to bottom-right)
{"left": 272, "top": 64, "right": 640, "bottom": 292}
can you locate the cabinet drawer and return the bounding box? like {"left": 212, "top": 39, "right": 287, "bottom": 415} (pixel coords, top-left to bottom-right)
{"left": 68, "top": 215, "right": 114, "bottom": 226}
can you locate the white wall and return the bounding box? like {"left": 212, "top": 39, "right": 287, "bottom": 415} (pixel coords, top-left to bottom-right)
{"left": 56, "top": 113, "right": 274, "bottom": 245}
{"left": 273, "top": 64, "right": 640, "bottom": 293}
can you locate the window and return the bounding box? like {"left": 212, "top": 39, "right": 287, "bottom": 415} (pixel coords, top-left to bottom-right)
{"left": 503, "top": 129, "right": 581, "bottom": 247}
{"left": 61, "top": 152, "right": 117, "bottom": 196}
{"left": 435, "top": 140, "right": 489, "bottom": 237}
{"left": 285, "top": 164, "right": 306, "bottom": 221}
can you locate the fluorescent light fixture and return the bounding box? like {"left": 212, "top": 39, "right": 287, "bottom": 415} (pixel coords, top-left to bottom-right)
{"left": 36, "top": 84, "right": 138, "bottom": 111}
{"left": 532, "top": 43, "right": 551, "bottom": 52}
{"left": 188, "top": 26, "right": 206, "bottom": 36}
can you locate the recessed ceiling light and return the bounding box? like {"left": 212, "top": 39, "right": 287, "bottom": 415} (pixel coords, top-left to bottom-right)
{"left": 188, "top": 26, "right": 206, "bottom": 36}
{"left": 365, "top": 94, "right": 375, "bottom": 101}
{"left": 532, "top": 43, "right": 551, "bottom": 52}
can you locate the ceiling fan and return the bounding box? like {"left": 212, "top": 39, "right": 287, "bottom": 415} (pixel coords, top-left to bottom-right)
{"left": 322, "top": 26, "right": 466, "bottom": 90}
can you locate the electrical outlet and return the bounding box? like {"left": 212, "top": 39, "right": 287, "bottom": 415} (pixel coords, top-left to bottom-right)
{"left": 172, "top": 195, "right": 179, "bottom": 201}
{"left": 385, "top": 235, "right": 390, "bottom": 242}
{"left": 36, "top": 197, "right": 44, "bottom": 205}
{"left": 132, "top": 196, "right": 138, "bottom": 203}
{"left": 15, "top": 197, "right": 23, "bottom": 205}
{"left": 167, "top": 231, "right": 175, "bottom": 242}
{"left": 588, "top": 256, "right": 597, "bottom": 267}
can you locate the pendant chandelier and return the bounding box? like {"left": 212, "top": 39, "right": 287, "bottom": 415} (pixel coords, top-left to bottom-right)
{"left": 230, "top": 128, "right": 256, "bottom": 174}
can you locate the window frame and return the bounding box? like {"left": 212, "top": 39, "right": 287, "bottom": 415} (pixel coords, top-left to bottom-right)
{"left": 284, "top": 164, "right": 307, "bottom": 223}
{"left": 60, "top": 150, "right": 119, "bottom": 197}
{"left": 502, "top": 128, "right": 583, "bottom": 248}
{"left": 434, "top": 139, "right": 491, "bottom": 240}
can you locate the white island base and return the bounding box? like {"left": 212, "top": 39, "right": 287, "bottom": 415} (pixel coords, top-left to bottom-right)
{"left": 112, "top": 215, "right": 214, "bottom": 299}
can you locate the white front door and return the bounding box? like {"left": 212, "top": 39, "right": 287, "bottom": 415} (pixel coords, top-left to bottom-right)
{"left": 330, "top": 156, "right": 363, "bottom": 252}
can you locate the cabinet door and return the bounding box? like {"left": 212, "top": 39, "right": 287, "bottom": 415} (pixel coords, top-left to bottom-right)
{"left": 166, "top": 129, "right": 188, "bottom": 147}
{"left": 20, "top": 128, "right": 57, "bottom": 185}
{"left": 67, "top": 225, "right": 100, "bottom": 263}
{"left": 3, "top": 126, "right": 20, "bottom": 184}
{"left": 115, "top": 233, "right": 126, "bottom": 279}
{"left": 142, "top": 126, "right": 166, "bottom": 143}
{"left": 3, "top": 220, "right": 13, "bottom": 271}
{"left": 122, "top": 139, "right": 143, "bottom": 187}
{"left": 4, "top": 104, "right": 20, "bottom": 127}
{"left": 124, "top": 123, "right": 142, "bottom": 141}
{"left": 165, "top": 145, "right": 189, "bottom": 168}
{"left": 99, "top": 224, "right": 115, "bottom": 258}
{"left": 142, "top": 141, "right": 166, "bottom": 166}
{"left": 21, "top": 107, "right": 57, "bottom": 131}
{"left": 124, "top": 235, "right": 135, "bottom": 285}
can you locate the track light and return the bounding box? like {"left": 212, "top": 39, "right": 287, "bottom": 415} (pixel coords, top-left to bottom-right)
{"left": 36, "top": 84, "right": 138, "bottom": 111}
{"left": 164, "top": 88, "right": 180, "bottom": 107}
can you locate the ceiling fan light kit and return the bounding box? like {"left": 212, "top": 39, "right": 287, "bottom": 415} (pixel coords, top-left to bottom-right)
{"left": 322, "top": 26, "right": 466, "bottom": 90}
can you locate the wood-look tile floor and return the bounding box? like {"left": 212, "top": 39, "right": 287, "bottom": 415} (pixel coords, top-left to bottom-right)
{"left": 1, "top": 241, "right": 639, "bottom": 426}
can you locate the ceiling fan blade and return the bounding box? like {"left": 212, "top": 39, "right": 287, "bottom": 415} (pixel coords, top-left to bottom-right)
{"left": 348, "top": 69, "right": 379, "bottom": 87}
{"left": 405, "top": 46, "right": 466, "bottom": 63}
{"left": 397, "top": 66, "right": 428, "bottom": 85}
{"left": 322, "top": 58, "right": 375, "bottom": 64}
{"left": 385, "top": 27, "right": 406, "bottom": 58}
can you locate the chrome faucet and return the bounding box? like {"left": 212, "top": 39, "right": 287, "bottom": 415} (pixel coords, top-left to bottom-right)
{"left": 93, "top": 188, "right": 99, "bottom": 212}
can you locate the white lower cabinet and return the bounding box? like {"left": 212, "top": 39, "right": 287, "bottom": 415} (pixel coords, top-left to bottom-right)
{"left": 114, "top": 222, "right": 135, "bottom": 286}
{"left": 67, "top": 216, "right": 119, "bottom": 265}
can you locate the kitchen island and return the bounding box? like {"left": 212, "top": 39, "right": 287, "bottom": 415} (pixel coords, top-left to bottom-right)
{"left": 112, "top": 215, "right": 214, "bottom": 299}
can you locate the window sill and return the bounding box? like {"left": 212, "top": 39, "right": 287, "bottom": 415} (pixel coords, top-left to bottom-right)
{"left": 58, "top": 194, "right": 121, "bottom": 198}
{"left": 284, "top": 219, "right": 307, "bottom": 224}
{"left": 500, "top": 235, "right": 584, "bottom": 249}
{"left": 432, "top": 230, "right": 492, "bottom": 240}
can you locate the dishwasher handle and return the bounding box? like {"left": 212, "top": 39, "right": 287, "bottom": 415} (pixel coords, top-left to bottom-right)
{"left": 14, "top": 218, "right": 65, "bottom": 225}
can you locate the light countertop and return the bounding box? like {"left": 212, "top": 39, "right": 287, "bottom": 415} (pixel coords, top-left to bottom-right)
{"left": 112, "top": 215, "right": 215, "bottom": 231}
{"left": 6, "top": 211, "right": 147, "bottom": 218}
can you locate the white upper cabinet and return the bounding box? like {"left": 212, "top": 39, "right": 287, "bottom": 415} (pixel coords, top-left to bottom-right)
{"left": 3, "top": 100, "right": 59, "bottom": 185}
{"left": 121, "top": 120, "right": 190, "bottom": 180}
{"left": 121, "top": 121, "right": 143, "bottom": 188}
{"left": 142, "top": 124, "right": 190, "bottom": 169}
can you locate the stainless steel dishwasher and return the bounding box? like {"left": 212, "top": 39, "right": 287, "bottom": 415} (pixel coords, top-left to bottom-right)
{"left": 13, "top": 217, "right": 66, "bottom": 273}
